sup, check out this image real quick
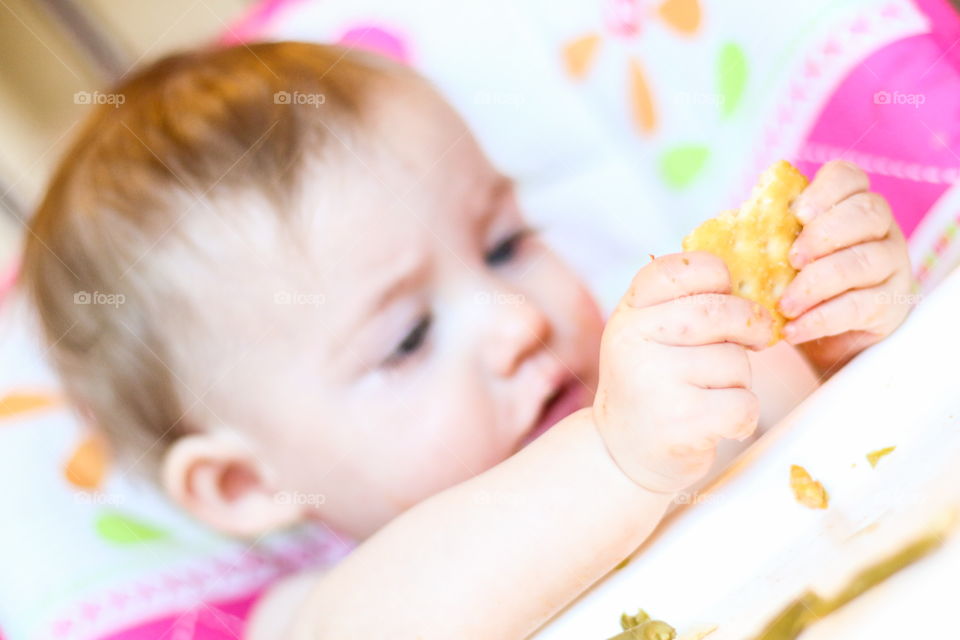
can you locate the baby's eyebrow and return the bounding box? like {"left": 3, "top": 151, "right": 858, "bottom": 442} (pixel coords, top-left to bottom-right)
{"left": 471, "top": 174, "right": 516, "bottom": 227}
{"left": 356, "top": 257, "right": 429, "bottom": 321}
{"left": 487, "top": 175, "right": 515, "bottom": 210}
{"left": 351, "top": 176, "right": 514, "bottom": 327}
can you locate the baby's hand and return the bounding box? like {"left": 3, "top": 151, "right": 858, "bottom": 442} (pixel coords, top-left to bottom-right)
{"left": 593, "top": 252, "right": 773, "bottom": 494}
{"left": 779, "top": 161, "right": 913, "bottom": 373}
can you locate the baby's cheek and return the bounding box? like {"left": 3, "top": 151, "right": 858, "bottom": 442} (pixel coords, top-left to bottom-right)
{"left": 538, "top": 257, "right": 601, "bottom": 328}
{"left": 406, "top": 387, "right": 503, "bottom": 492}
{"left": 567, "top": 282, "right": 604, "bottom": 351}
{"left": 577, "top": 284, "right": 604, "bottom": 334}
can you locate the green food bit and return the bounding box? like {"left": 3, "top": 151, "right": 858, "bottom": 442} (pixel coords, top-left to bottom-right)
{"left": 633, "top": 621, "right": 677, "bottom": 640}
{"left": 610, "top": 610, "right": 676, "bottom": 640}
{"left": 621, "top": 609, "right": 651, "bottom": 630}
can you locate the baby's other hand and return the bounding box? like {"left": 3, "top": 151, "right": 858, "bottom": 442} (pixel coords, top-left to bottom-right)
{"left": 778, "top": 161, "right": 913, "bottom": 374}
{"left": 593, "top": 252, "right": 773, "bottom": 494}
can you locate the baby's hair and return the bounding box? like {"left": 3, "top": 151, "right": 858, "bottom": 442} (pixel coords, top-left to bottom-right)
{"left": 20, "top": 42, "right": 412, "bottom": 475}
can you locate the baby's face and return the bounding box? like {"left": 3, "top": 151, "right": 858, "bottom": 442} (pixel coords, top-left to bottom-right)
{"left": 207, "top": 81, "right": 602, "bottom": 539}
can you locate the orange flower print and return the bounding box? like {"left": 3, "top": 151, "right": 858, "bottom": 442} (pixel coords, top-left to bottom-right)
{"left": 0, "top": 390, "right": 61, "bottom": 421}
{"left": 563, "top": 0, "right": 703, "bottom": 135}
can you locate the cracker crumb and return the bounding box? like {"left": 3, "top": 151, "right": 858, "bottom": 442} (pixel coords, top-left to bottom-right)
{"left": 790, "top": 464, "right": 829, "bottom": 509}
{"left": 867, "top": 446, "right": 896, "bottom": 468}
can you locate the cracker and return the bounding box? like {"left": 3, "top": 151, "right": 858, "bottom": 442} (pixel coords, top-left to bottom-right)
{"left": 682, "top": 160, "right": 808, "bottom": 344}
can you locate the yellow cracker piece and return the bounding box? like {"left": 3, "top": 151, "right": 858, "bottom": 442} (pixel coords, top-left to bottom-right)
{"left": 789, "top": 464, "right": 829, "bottom": 510}
{"left": 682, "top": 160, "right": 808, "bottom": 343}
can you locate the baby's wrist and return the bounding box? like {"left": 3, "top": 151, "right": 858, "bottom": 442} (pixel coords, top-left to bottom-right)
{"left": 586, "top": 407, "right": 683, "bottom": 497}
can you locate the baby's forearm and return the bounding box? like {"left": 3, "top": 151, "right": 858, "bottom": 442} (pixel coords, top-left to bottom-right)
{"left": 257, "top": 409, "right": 673, "bottom": 639}
{"left": 796, "top": 333, "right": 876, "bottom": 380}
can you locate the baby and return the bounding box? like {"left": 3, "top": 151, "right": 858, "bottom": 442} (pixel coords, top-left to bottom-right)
{"left": 20, "top": 42, "right": 913, "bottom": 638}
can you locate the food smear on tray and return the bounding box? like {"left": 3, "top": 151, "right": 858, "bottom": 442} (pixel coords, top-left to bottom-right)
{"left": 751, "top": 520, "right": 950, "bottom": 639}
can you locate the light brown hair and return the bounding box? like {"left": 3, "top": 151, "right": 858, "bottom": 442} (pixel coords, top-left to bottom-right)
{"left": 20, "top": 42, "right": 406, "bottom": 474}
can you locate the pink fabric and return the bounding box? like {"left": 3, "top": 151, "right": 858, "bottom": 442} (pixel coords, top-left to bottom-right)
{"left": 218, "top": 0, "right": 415, "bottom": 66}
{"left": 337, "top": 24, "right": 412, "bottom": 64}
{"left": 219, "top": 0, "right": 307, "bottom": 45}
{"left": 97, "top": 593, "right": 259, "bottom": 640}
{"left": 44, "top": 527, "right": 356, "bottom": 640}
{"left": 916, "top": 0, "right": 960, "bottom": 67}
{"left": 795, "top": 0, "right": 960, "bottom": 238}
{"left": 0, "top": 258, "right": 18, "bottom": 308}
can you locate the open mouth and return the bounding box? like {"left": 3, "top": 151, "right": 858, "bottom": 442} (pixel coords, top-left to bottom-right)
{"left": 520, "top": 378, "right": 587, "bottom": 448}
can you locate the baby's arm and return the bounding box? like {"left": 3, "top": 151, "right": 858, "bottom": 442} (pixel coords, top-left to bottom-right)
{"left": 252, "top": 411, "right": 672, "bottom": 639}
{"left": 249, "top": 253, "right": 771, "bottom": 640}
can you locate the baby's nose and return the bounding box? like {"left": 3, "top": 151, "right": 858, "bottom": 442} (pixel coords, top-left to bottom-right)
{"left": 478, "top": 289, "right": 552, "bottom": 377}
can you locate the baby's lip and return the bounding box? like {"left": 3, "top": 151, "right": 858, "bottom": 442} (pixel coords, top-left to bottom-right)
{"left": 518, "top": 374, "right": 588, "bottom": 450}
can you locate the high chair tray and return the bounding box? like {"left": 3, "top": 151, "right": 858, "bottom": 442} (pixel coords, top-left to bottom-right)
{"left": 533, "top": 265, "right": 960, "bottom": 640}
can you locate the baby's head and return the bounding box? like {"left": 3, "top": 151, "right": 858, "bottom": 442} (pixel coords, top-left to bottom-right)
{"left": 21, "top": 42, "right": 602, "bottom": 539}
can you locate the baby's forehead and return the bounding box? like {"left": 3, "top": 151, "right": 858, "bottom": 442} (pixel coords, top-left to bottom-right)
{"left": 171, "top": 80, "right": 504, "bottom": 337}
{"left": 291, "top": 91, "right": 503, "bottom": 250}
{"left": 359, "top": 79, "right": 497, "bottom": 194}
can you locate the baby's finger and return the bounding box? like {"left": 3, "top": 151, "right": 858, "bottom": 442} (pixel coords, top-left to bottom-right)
{"left": 789, "top": 192, "right": 892, "bottom": 269}
{"left": 783, "top": 286, "right": 887, "bottom": 344}
{"left": 780, "top": 240, "right": 898, "bottom": 319}
{"left": 686, "top": 387, "right": 760, "bottom": 445}
{"left": 624, "top": 252, "right": 731, "bottom": 309}
{"left": 791, "top": 160, "right": 870, "bottom": 224}
{"left": 633, "top": 293, "right": 774, "bottom": 349}
{"left": 676, "top": 343, "right": 752, "bottom": 389}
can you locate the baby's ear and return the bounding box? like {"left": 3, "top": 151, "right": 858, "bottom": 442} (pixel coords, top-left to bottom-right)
{"left": 161, "top": 430, "right": 303, "bottom": 537}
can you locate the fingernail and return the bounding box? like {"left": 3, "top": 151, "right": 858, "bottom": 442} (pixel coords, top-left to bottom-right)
{"left": 783, "top": 323, "right": 802, "bottom": 344}
{"left": 793, "top": 201, "right": 817, "bottom": 224}
{"left": 789, "top": 246, "right": 806, "bottom": 269}
{"left": 779, "top": 296, "right": 795, "bottom": 317}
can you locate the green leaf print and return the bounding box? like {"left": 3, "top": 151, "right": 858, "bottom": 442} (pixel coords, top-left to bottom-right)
{"left": 660, "top": 145, "right": 710, "bottom": 189}
{"left": 96, "top": 510, "right": 169, "bottom": 545}
{"left": 717, "top": 42, "right": 748, "bottom": 118}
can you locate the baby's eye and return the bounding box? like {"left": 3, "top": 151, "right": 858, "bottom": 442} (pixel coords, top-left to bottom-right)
{"left": 485, "top": 228, "right": 533, "bottom": 267}
{"left": 384, "top": 314, "right": 431, "bottom": 366}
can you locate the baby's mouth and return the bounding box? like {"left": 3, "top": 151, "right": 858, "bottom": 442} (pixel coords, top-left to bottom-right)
{"left": 520, "top": 377, "right": 587, "bottom": 448}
